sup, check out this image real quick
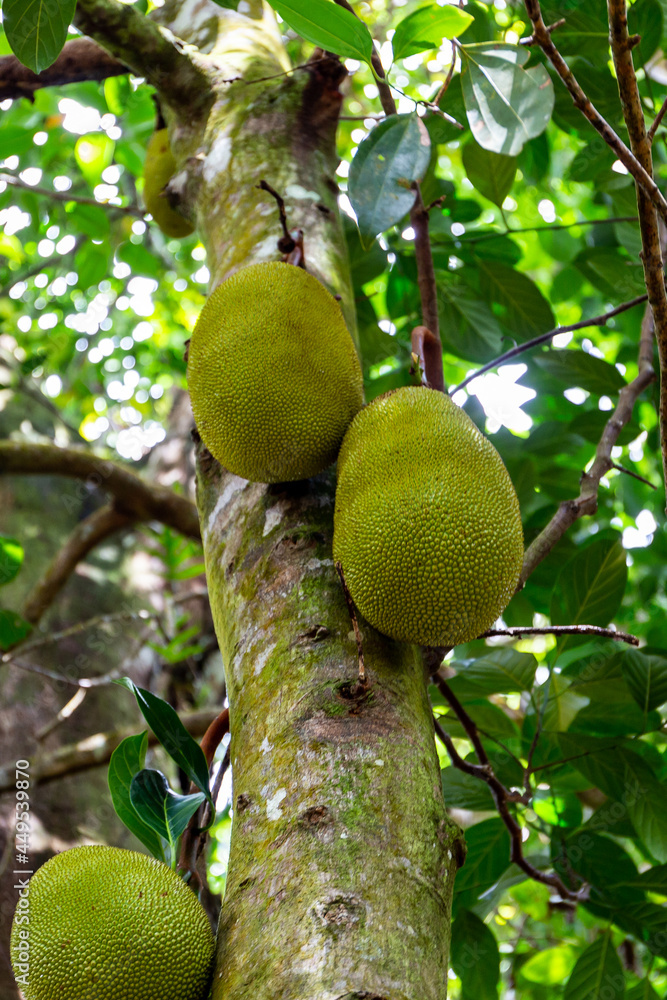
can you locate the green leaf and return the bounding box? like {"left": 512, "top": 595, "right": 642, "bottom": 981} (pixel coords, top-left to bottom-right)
{"left": 75, "top": 244, "right": 109, "bottom": 291}
{"left": 459, "top": 43, "right": 555, "bottom": 156}
{"left": 564, "top": 934, "right": 625, "bottom": 1000}
{"left": 107, "top": 733, "right": 168, "bottom": 862}
{"left": 542, "top": 673, "right": 589, "bottom": 732}
{"left": 477, "top": 260, "right": 555, "bottom": 339}
{"left": 450, "top": 649, "right": 537, "bottom": 696}
{"left": 520, "top": 946, "right": 579, "bottom": 985}
{"left": 626, "top": 980, "right": 661, "bottom": 1000}
{"left": 130, "top": 769, "right": 207, "bottom": 846}
{"left": 267, "top": 0, "right": 373, "bottom": 64}
{"left": 454, "top": 818, "right": 510, "bottom": 910}
{"left": 348, "top": 114, "right": 431, "bottom": 248}
{"left": 441, "top": 767, "right": 495, "bottom": 811}
{"left": 622, "top": 649, "right": 667, "bottom": 713}
{"left": 450, "top": 909, "right": 499, "bottom": 1000}
{"left": 392, "top": 4, "right": 473, "bottom": 61}
{"left": 461, "top": 141, "right": 517, "bottom": 208}
{"left": 208, "top": 0, "right": 240, "bottom": 8}
{"left": 0, "top": 536, "right": 24, "bottom": 586}
{"left": 533, "top": 350, "right": 626, "bottom": 396}
{"left": 551, "top": 537, "right": 628, "bottom": 630}
{"left": 0, "top": 610, "right": 31, "bottom": 651}
{"left": 3, "top": 0, "right": 76, "bottom": 74}
{"left": 437, "top": 272, "right": 503, "bottom": 363}
{"left": 115, "top": 678, "right": 212, "bottom": 804}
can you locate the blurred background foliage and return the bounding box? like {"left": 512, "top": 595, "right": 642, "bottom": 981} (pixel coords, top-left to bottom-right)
{"left": 1, "top": 0, "right": 667, "bottom": 996}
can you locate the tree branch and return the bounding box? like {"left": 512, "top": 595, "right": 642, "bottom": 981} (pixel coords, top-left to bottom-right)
{"left": 433, "top": 682, "right": 588, "bottom": 902}
{"left": 520, "top": 309, "right": 655, "bottom": 584}
{"left": 410, "top": 183, "right": 446, "bottom": 391}
{"left": 0, "top": 440, "right": 201, "bottom": 540}
{"left": 21, "top": 504, "right": 136, "bottom": 626}
{"left": 0, "top": 38, "right": 128, "bottom": 102}
{"left": 0, "top": 710, "right": 218, "bottom": 793}
{"left": 331, "top": 0, "right": 397, "bottom": 115}
{"left": 73, "top": 0, "right": 213, "bottom": 119}
{"left": 523, "top": 0, "right": 667, "bottom": 227}
{"left": 607, "top": 0, "right": 667, "bottom": 504}
{"left": 482, "top": 625, "right": 638, "bottom": 644}
{"left": 453, "top": 294, "right": 648, "bottom": 393}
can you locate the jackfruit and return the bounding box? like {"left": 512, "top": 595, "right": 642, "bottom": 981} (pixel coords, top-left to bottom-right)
{"left": 10, "top": 845, "right": 215, "bottom": 1000}
{"left": 187, "top": 261, "right": 364, "bottom": 483}
{"left": 143, "top": 128, "right": 194, "bottom": 238}
{"left": 333, "top": 386, "right": 524, "bottom": 647}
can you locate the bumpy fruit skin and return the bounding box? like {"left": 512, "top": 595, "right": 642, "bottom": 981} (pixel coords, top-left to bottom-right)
{"left": 10, "top": 845, "right": 215, "bottom": 1000}
{"left": 143, "top": 129, "right": 194, "bottom": 238}
{"left": 187, "top": 261, "right": 364, "bottom": 483}
{"left": 333, "top": 386, "right": 524, "bottom": 647}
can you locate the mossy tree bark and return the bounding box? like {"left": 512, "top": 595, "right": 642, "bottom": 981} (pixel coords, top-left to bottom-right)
{"left": 81, "top": 1, "right": 463, "bottom": 995}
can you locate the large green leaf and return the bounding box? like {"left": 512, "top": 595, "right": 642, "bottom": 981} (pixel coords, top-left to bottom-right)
{"left": 459, "top": 43, "right": 555, "bottom": 155}
{"left": 477, "top": 260, "right": 555, "bottom": 339}
{"left": 622, "top": 649, "right": 667, "bottom": 713}
{"left": 450, "top": 649, "right": 537, "bottom": 696}
{"left": 437, "top": 271, "right": 503, "bottom": 362}
{"left": 267, "top": 0, "right": 373, "bottom": 64}
{"left": 461, "top": 142, "right": 517, "bottom": 208}
{"left": 450, "top": 909, "right": 499, "bottom": 1000}
{"left": 551, "top": 537, "right": 628, "bottom": 630}
{"left": 115, "top": 679, "right": 212, "bottom": 805}
{"left": 348, "top": 114, "right": 431, "bottom": 248}
{"left": 520, "top": 947, "right": 579, "bottom": 986}
{"left": 441, "top": 766, "right": 495, "bottom": 811}
{"left": 107, "top": 733, "right": 168, "bottom": 862}
{"left": 0, "top": 610, "right": 31, "bottom": 651}
{"left": 3, "top": 0, "right": 76, "bottom": 73}
{"left": 130, "top": 768, "right": 207, "bottom": 847}
{"left": 533, "top": 350, "right": 626, "bottom": 396}
{"left": 453, "top": 818, "right": 511, "bottom": 910}
{"left": 626, "top": 980, "right": 661, "bottom": 1000}
{"left": 564, "top": 935, "right": 625, "bottom": 1000}
{"left": 392, "top": 4, "right": 473, "bottom": 61}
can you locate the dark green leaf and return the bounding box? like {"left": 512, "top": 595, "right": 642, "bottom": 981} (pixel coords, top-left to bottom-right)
{"left": 459, "top": 43, "right": 554, "bottom": 155}
{"left": 437, "top": 271, "right": 503, "bottom": 362}
{"left": 451, "top": 909, "right": 499, "bottom": 1000}
{"left": 75, "top": 244, "right": 109, "bottom": 291}
{"left": 130, "top": 768, "right": 206, "bottom": 846}
{"left": 551, "top": 537, "right": 628, "bottom": 630}
{"left": 626, "top": 980, "right": 661, "bottom": 1000}
{"left": 3, "top": 0, "right": 76, "bottom": 74}
{"left": 348, "top": 114, "right": 431, "bottom": 248}
{"left": 564, "top": 934, "right": 625, "bottom": 1000}
{"left": 267, "top": 0, "right": 373, "bottom": 64}
{"left": 107, "top": 733, "right": 167, "bottom": 861}
{"left": 0, "top": 536, "right": 24, "bottom": 586}
{"left": 392, "top": 4, "right": 473, "bottom": 61}
{"left": 533, "top": 350, "right": 626, "bottom": 396}
{"left": 461, "top": 141, "right": 517, "bottom": 208}
{"left": 628, "top": 0, "right": 663, "bottom": 66}
{"left": 0, "top": 610, "right": 31, "bottom": 651}
{"left": 477, "top": 260, "right": 555, "bottom": 339}
{"left": 450, "top": 649, "right": 537, "bottom": 696}
{"left": 622, "top": 649, "right": 667, "bottom": 712}
{"left": 454, "top": 818, "right": 511, "bottom": 909}
{"left": 115, "top": 678, "right": 212, "bottom": 804}
{"left": 441, "top": 767, "right": 495, "bottom": 811}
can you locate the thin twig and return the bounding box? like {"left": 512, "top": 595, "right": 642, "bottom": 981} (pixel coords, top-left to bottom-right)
{"left": 481, "top": 625, "right": 638, "bottom": 645}
{"left": 433, "top": 55, "right": 457, "bottom": 108}
{"left": 648, "top": 95, "right": 667, "bottom": 143}
{"left": 610, "top": 461, "right": 657, "bottom": 488}
{"left": 453, "top": 294, "right": 648, "bottom": 393}
{"left": 523, "top": 0, "right": 667, "bottom": 227}
{"left": 0, "top": 172, "right": 143, "bottom": 215}
{"left": 1, "top": 610, "right": 153, "bottom": 664}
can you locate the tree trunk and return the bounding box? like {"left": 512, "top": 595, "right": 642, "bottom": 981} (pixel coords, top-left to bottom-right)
{"left": 168, "top": 5, "right": 462, "bottom": 996}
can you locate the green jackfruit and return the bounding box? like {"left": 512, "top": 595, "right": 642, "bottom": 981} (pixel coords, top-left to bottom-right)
{"left": 333, "top": 386, "right": 524, "bottom": 647}
{"left": 143, "top": 128, "right": 194, "bottom": 238}
{"left": 10, "top": 845, "right": 214, "bottom": 1000}
{"left": 187, "top": 261, "right": 364, "bottom": 483}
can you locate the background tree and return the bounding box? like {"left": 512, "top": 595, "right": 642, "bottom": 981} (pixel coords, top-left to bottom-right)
{"left": 1, "top": 0, "right": 667, "bottom": 997}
